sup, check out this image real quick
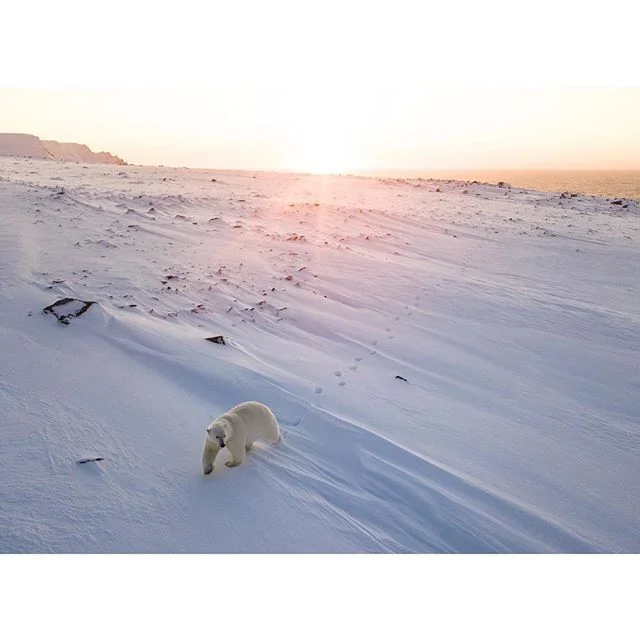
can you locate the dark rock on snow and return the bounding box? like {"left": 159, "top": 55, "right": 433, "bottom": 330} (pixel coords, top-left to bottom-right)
{"left": 43, "top": 298, "right": 96, "bottom": 325}
{"left": 77, "top": 457, "right": 104, "bottom": 464}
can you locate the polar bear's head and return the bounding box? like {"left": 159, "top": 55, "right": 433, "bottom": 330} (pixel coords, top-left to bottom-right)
{"left": 207, "top": 422, "right": 227, "bottom": 449}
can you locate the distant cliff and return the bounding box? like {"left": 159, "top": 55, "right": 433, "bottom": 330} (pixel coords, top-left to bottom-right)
{"left": 0, "top": 133, "right": 126, "bottom": 165}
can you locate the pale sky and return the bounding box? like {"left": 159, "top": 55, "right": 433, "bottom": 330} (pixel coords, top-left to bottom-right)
{"left": 2, "top": 0, "right": 639, "bottom": 172}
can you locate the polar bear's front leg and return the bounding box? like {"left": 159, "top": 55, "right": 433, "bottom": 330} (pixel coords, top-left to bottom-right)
{"left": 225, "top": 436, "right": 246, "bottom": 468}
{"left": 202, "top": 439, "right": 220, "bottom": 475}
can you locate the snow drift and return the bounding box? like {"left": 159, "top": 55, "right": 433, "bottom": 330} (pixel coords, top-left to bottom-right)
{"left": 0, "top": 157, "right": 638, "bottom": 553}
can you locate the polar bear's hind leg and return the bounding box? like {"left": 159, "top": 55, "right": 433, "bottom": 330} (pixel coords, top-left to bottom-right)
{"left": 263, "top": 408, "right": 281, "bottom": 444}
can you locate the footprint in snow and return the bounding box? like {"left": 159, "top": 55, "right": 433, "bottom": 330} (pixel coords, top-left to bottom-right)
{"left": 348, "top": 365, "right": 358, "bottom": 371}
{"left": 314, "top": 386, "right": 323, "bottom": 394}
{"left": 333, "top": 371, "right": 342, "bottom": 377}
{"left": 337, "top": 381, "right": 346, "bottom": 387}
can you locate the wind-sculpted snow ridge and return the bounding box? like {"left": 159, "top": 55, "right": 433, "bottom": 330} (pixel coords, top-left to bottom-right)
{"left": 1, "top": 157, "right": 638, "bottom": 552}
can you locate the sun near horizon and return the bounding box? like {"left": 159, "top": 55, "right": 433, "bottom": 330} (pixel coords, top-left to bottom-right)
{"left": 2, "top": 0, "right": 639, "bottom": 174}
{"left": 3, "top": 87, "right": 640, "bottom": 175}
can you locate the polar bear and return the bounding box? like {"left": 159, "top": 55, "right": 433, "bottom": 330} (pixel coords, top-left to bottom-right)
{"left": 202, "top": 401, "right": 281, "bottom": 475}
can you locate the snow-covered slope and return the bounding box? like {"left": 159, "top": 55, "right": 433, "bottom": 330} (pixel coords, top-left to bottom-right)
{"left": 1, "top": 158, "right": 638, "bottom": 552}
{"left": 0, "top": 133, "right": 125, "bottom": 164}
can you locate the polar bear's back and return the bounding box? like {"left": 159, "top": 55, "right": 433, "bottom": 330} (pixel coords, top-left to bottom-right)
{"left": 226, "top": 401, "right": 281, "bottom": 443}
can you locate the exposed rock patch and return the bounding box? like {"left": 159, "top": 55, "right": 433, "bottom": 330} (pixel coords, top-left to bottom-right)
{"left": 43, "top": 298, "right": 97, "bottom": 325}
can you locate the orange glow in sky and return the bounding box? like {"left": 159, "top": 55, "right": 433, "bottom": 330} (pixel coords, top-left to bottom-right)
{"left": 2, "top": 1, "right": 639, "bottom": 172}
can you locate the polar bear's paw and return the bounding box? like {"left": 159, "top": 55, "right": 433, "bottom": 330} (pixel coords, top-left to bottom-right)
{"left": 203, "top": 465, "right": 214, "bottom": 475}
{"left": 225, "top": 461, "right": 241, "bottom": 468}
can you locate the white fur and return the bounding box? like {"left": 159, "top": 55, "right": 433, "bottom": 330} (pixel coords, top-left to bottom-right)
{"left": 202, "top": 401, "right": 281, "bottom": 475}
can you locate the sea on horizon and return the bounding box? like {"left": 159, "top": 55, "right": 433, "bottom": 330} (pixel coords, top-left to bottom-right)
{"left": 355, "top": 169, "right": 640, "bottom": 201}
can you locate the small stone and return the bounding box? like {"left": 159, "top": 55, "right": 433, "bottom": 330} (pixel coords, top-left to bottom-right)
{"left": 77, "top": 457, "right": 104, "bottom": 464}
